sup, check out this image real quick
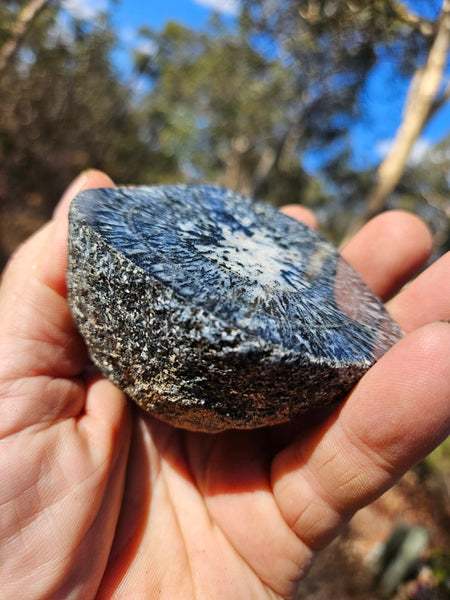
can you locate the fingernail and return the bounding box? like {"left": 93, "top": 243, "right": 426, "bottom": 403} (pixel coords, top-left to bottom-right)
{"left": 53, "top": 171, "right": 89, "bottom": 219}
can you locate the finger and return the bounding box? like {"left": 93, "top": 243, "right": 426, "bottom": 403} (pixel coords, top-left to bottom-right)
{"left": 0, "top": 170, "right": 114, "bottom": 381}
{"left": 272, "top": 321, "right": 450, "bottom": 552}
{"left": 78, "top": 374, "right": 130, "bottom": 463}
{"left": 340, "top": 211, "right": 432, "bottom": 300}
{"left": 280, "top": 205, "right": 318, "bottom": 229}
{"left": 388, "top": 251, "right": 450, "bottom": 332}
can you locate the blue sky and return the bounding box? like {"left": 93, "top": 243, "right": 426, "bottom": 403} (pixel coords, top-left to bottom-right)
{"left": 113, "top": 0, "right": 238, "bottom": 30}
{"left": 62, "top": 0, "right": 238, "bottom": 29}
{"left": 62, "top": 0, "right": 450, "bottom": 172}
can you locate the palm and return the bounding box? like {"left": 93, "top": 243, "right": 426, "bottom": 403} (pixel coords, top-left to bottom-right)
{"left": 0, "top": 171, "right": 448, "bottom": 600}
{"left": 100, "top": 415, "right": 310, "bottom": 599}
{"left": 99, "top": 418, "right": 283, "bottom": 598}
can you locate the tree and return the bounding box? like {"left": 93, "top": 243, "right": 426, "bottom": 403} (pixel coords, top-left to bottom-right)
{"left": 391, "top": 133, "right": 450, "bottom": 256}
{"left": 135, "top": 20, "right": 327, "bottom": 206}
{"left": 135, "top": 1, "right": 449, "bottom": 243}
{"left": 0, "top": 3, "right": 155, "bottom": 269}
{"left": 1, "top": 0, "right": 448, "bottom": 267}
{"left": 348, "top": 0, "right": 450, "bottom": 236}
{"left": 137, "top": 8, "right": 380, "bottom": 207}
{"left": 0, "top": 0, "right": 51, "bottom": 73}
{"left": 242, "top": 1, "right": 449, "bottom": 225}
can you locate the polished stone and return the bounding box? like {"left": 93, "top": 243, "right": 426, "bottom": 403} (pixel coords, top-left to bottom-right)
{"left": 67, "top": 185, "right": 402, "bottom": 432}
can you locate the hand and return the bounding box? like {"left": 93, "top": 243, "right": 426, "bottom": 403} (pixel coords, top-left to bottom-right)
{"left": 0, "top": 171, "right": 448, "bottom": 600}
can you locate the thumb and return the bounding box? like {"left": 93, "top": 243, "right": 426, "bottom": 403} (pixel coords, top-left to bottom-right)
{"left": 0, "top": 170, "right": 114, "bottom": 381}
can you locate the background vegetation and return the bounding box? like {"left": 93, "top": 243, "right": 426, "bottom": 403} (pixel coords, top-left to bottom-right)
{"left": 0, "top": 1, "right": 448, "bottom": 598}
{"left": 1, "top": 0, "right": 449, "bottom": 268}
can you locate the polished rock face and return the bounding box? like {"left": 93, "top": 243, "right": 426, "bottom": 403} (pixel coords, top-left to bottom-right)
{"left": 67, "top": 185, "right": 402, "bottom": 432}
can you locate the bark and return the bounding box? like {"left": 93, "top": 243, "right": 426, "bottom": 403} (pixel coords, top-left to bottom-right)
{"left": 0, "top": 0, "right": 50, "bottom": 74}
{"left": 251, "top": 129, "right": 289, "bottom": 198}
{"left": 251, "top": 121, "right": 303, "bottom": 198}
{"left": 222, "top": 136, "right": 253, "bottom": 194}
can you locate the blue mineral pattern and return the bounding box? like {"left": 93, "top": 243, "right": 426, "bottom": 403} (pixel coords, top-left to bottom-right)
{"left": 67, "top": 185, "right": 402, "bottom": 432}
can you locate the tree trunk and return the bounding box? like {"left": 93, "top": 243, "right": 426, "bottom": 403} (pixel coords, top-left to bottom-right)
{"left": 0, "top": 0, "right": 50, "bottom": 74}
{"left": 345, "top": 0, "right": 450, "bottom": 239}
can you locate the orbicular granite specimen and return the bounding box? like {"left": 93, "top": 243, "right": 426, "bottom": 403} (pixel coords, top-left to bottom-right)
{"left": 67, "top": 185, "right": 402, "bottom": 432}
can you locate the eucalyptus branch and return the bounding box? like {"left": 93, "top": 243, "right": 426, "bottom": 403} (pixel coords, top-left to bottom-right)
{"left": 343, "top": 0, "right": 450, "bottom": 241}
{"left": 427, "top": 79, "right": 450, "bottom": 124}
{"left": 0, "top": 0, "right": 51, "bottom": 74}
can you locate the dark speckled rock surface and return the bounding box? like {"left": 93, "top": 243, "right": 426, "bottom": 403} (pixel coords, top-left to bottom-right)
{"left": 67, "top": 185, "right": 402, "bottom": 432}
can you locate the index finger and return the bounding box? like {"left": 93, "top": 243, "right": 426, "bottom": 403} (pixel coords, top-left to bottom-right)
{"left": 340, "top": 211, "right": 432, "bottom": 301}
{"left": 272, "top": 321, "right": 450, "bottom": 552}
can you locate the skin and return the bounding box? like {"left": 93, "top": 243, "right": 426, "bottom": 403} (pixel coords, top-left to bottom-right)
{"left": 0, "top": 169, "right": 449, "bottom": 600}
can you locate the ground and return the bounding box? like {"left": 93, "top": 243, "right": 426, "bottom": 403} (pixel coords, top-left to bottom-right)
{"left": 297, "top": 462, "right": 450, "bottom": 599}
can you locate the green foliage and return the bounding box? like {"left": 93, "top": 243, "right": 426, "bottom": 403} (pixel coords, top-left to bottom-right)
{"left": 424, "top": 436, "right": 450, "bottom": 487}
{"left": 136, "top": 20, "right": 314, "bottom": 202}
{"left": 427, "top": 548, "right": 450, "bottom": 597}
{"left": 0, "top": 4, "right": 155, "bottom": 267}
{"left": 133, "top": 0, "right": 448, "bottom": 229}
